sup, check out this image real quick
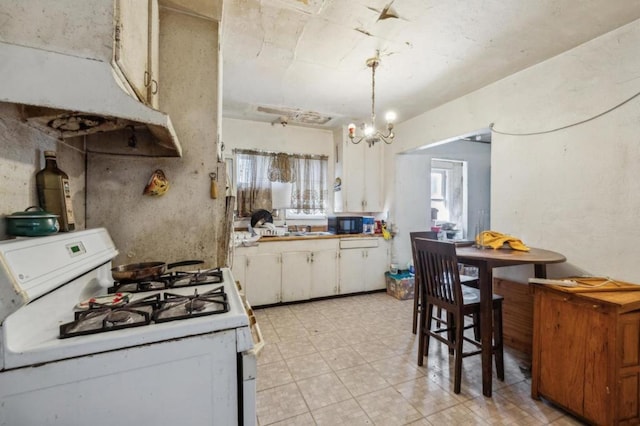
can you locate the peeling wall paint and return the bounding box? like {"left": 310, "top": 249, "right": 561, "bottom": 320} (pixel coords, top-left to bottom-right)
{"left": 86, "top": 8, "right": 225, "bottom": 267}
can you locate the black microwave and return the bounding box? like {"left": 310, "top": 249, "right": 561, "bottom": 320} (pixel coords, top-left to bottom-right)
{"left": 328, "top": 216, "right": 363, "bottom": 234}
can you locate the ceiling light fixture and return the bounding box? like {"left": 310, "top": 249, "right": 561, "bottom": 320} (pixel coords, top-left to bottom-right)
{"left": 348, "top": 50, "right": 396, "bottom": 147}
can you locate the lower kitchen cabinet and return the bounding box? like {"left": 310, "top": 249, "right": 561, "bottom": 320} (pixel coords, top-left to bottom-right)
{"left": 309, "top": 249, "right": 339, "bottom": 298}
{"left": 244, "top": 253, "right": 281, "bottom": 306}
{"left": 363, "top": 243, "right": 389, "bottom": 291}
{"left": 338, "top": 248, "right": 368, "bottom": 294}
{"left": 233, "top": 239, "right": 339, "bottom": 306}
{"left": 338, "top": 238, "right": 389, "bottom": 294}
{"left": 281, "top": 251, "right": 312, "bottom": 302}
{"left": 234, "top": 237, "right": 388, "bottom": 306}
{"left": 282, "top": 249, "right": 338, "bottom": 301}
{"left": 231, "top": 254, "right": 246, "bottom": 290}
{"left": 531, "top": 284, "right": 640, "bottom": 425}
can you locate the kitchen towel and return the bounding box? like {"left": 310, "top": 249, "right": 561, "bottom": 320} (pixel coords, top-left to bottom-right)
{"left": 476, "top": 230, "right": 530, "bottom": 251}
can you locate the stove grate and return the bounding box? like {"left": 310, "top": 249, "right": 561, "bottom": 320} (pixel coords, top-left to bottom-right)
{"left": 153, "top": 286, "right": 229, "bottom": 323}
{"left": 107, "top": 267, "right": 224, "bottom": 294}
{"left": 59, "top": 295, "right": 160, "bottom": 339}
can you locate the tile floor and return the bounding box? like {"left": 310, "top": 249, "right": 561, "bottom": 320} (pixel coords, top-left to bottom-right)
{"left": 254, "top": 292, "right": 587, "bottom": 425}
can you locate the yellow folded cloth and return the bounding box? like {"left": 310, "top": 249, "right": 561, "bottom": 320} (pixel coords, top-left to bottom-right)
{"left": 476, "top": 230, "right": 530, "bottom": 251}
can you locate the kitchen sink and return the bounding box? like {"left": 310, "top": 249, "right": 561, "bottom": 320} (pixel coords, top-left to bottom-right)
{"left": 289, "top": 231, "right": 334, "bottom": 236}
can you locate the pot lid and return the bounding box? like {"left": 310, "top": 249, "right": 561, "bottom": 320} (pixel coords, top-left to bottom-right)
{"left": 7, "top": 206, "right": 58, "bottom": 219}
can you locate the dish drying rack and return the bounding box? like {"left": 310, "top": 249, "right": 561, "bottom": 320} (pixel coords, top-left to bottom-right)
{"left": 253, "top": 226, "right": 286, "bottom": 237}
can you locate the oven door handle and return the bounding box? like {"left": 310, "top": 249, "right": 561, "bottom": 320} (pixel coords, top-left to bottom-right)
{"left": 246, "top": 304, "right": 264, "bottom": 356}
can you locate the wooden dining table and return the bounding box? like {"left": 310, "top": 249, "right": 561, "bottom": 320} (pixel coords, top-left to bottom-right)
{"left": 455, "top": 245, "right": 566, "bottom": 397}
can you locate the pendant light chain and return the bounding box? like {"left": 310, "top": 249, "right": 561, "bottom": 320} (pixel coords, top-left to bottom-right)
{"left": 347, "top": 50, "right": 395, "bottom": 146}
{"left": 371, "top": 59, "right": 377, "bottom": 129}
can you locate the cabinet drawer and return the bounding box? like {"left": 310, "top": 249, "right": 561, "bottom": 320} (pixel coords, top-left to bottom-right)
{"left": 340, "top": 238, "right": 379, "bottom": 249}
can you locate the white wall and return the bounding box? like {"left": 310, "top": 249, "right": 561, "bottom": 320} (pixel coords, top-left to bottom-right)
{"left": 393, "top": 140, "right": 491, "bottom": 266}
{"left": 389, "top": 19, "right": 640, "bottom": 282}
{"left": 222, "top": 117, "right": 335, "bottom": 225}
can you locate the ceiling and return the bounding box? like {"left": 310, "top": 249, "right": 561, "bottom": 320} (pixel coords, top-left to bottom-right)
{"left": 221, "top": 0, "right": 640, "bottom": 131}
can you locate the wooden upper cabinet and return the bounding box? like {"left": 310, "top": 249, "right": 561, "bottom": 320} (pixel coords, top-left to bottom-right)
{"left": 114, "top": 0, "right": 159, "bottom": 108}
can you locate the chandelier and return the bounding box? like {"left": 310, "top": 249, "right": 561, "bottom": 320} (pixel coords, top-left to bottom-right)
{"left": 348, "top": 50, "right": 396, "bottom": 147}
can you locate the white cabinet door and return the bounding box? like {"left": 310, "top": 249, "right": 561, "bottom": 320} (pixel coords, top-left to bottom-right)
{"left": 364, "top": 245, "right": 389, "bottom": 291}
{"left": 146, "top": 0, "right": 159, "bottom": 108}
{"left": 335, "top": 127, "right": 384, "bottom": 213}
{"left": 245, "top": 253, "right": 281, "bottom": 306}
{"left": 338, "top": 249, "right": 366, "bottom": 294}
{"left": 231, "top": 253, "right": 246, "bottom": 291}
{"left": 342, "top": 140, "right": 365, "bottom": 212}
{"left": 362, "top": 143, "right": 384, "bottom": 212}
{"left": 310, "top": 249, "right": 338, "bottom": 298}
{"left": 281, "top": 251, "right": 312, "bottom": 302}
{"left": 114, "top": 0, "right": 157, "bottom": 105}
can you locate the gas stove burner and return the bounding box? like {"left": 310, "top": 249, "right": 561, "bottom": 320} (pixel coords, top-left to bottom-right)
{"left": 154, "top": 286, "right": 229, "bottom": 323}
{"left": 105, "top": 310, "right": 134, "bottom": 325}
{"left": 187, "top": 298, "right": 207, "bottom": 312}
{"left": 108, "top": 267, "right": 224, "bottom": 294}
{"left": 190, "top": 267, "right": 224, "bottom": 283}
{"left": 59, "top": 295, "right": 160, "bottom": 338}
{"left": 59, "top": 286, "right": 229, "bottom": 338}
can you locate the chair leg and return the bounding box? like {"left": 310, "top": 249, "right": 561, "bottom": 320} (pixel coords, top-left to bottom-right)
{"left": 418, "top": 302, "right": 432, "bottom": 366}
{"left": 453, "top": 313, "right": 464, "bottom": 394}
{"left": 473, "top": 313, "right": 481, "bottom": 341}
{"left": 494, "top": 302, "right": 505, "bottom": 381}
{"left": 412, "top": 278, "right": 420, "bottom": 334}
{"left": 446, "top": 311, "right": 455, "bottom": 355}
{"left": 425, "top": 304, "right": 434, "bottom": 352}
{"left": 417, "top": 302, "right": 425, "bottom": 366}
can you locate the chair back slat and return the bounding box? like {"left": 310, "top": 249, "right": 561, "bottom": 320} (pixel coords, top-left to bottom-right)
{"left": 413, "top": 238, "right": 464, "bottom": 312}
{"left": 409, "top": 231, "right": 438, "bottom": 287}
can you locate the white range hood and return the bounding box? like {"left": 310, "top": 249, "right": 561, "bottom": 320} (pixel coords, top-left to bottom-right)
{"left": 0, "top": 41, "right": 183, "bottom": 157}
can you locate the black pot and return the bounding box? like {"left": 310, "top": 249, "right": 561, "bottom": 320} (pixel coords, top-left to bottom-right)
{"left": 6, "top": 206, "right": 59, "bottom": 237}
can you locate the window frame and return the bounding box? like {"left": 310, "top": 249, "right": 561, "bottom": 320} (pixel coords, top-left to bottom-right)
{"left": 233, "top": 149, "right": 328, "bottom": 219}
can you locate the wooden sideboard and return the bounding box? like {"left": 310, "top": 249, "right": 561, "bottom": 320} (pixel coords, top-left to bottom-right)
{"left": 531, "top": 283, "right": 640, "bottom": 425}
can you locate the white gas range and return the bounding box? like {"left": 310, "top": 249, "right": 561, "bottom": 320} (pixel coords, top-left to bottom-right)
{"left": 0, "top": 228, "right": 260, "bottom": 426}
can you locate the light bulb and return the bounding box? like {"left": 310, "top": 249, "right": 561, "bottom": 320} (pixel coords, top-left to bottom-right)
{"left": 385, "top": 111, "right": 397, "bottom": 123}
{"left": 364, "top": 125, "right": 374, "bottom": 136}
{"left": 347, "top": 123, "right": 356, "bottom": 138}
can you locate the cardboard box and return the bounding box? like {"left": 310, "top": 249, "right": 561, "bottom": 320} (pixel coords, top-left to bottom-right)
{"left": 385, "top": 271, "right": 415, "bottom": 300}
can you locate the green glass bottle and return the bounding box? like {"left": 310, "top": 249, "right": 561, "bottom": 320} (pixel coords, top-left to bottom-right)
{"left": 36, "top": 151, "right": 76, "bottom": 232}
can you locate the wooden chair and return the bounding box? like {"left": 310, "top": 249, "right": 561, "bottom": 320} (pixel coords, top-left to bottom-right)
{"left": 413, "top": 237, "right": 504, "bottom": 394}
{"left": 410, "top": 232, "right": 478, "bottom": 334}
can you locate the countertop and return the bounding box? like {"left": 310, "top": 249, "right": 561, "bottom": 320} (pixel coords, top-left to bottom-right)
{"left": 530, "top": 277, "right": 640, "bottom": 313}
{"left": 257, "top": 233, "right": 384, "bottom": 242}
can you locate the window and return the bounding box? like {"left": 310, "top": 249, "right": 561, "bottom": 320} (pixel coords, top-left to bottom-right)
{"left": 431, "top": 159, "right": 465, "bottom": 231}
{"left": 233, "top": 149, "right": 328, "bottom": 218}
{"left": 430, "top": 168, "right": 448, "bottom": 221}
{"left": 431, "top": 169, "right": 446, "bottom": 201}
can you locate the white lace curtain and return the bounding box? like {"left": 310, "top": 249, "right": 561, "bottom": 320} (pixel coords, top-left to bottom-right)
{"left": 290, "top": 156, "right": 327, "bottom": 214}
{"left": 234, "top": 149, "right": 327, "bottom": 217}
